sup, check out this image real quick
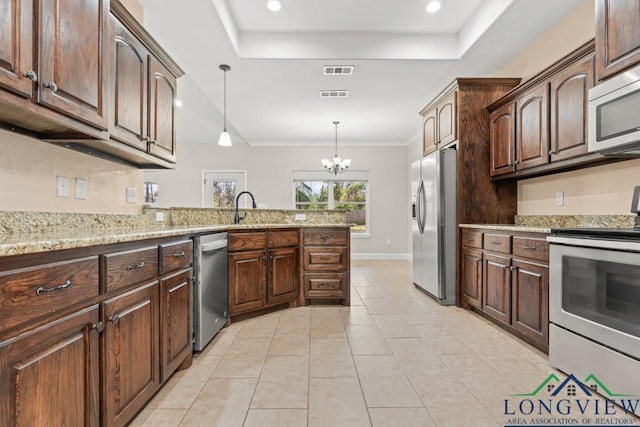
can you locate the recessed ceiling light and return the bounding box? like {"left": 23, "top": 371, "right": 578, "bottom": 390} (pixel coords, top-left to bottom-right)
{"left": 426, "top": 1, "right": 441, "bottom": 13}
{"left": 267, "top": 0, "right": 282, "bottom": 12}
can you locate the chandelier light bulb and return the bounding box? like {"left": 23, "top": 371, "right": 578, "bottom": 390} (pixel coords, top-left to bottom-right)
{"left": 322, "top": 121, "right": 351, "bottom": 175}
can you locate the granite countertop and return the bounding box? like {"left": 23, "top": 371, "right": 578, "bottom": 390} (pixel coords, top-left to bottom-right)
{"left": 0, "top": 223, "right": 350, "bottom": 257}
{"left": 459, "top": 224, "right": 552, "bottom": 233}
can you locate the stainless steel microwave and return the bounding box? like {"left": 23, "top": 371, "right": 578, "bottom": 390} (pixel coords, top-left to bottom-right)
{"left": 588, "top": 65, "right": 640, "bottom": 156}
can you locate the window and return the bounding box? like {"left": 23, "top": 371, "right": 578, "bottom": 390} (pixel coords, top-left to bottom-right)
{"left": 293, "top": 171, "right": 369, "bottom": 234}
{"left": 203, "top": 171, "right": 246, "bottom": 208}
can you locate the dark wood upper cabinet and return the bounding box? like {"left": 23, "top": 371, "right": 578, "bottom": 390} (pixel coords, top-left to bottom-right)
{"left": 489, "top": 102, "right": 516, "bottom": 177}
{"left": 422, "top": 110, "right": 437, "bottom": 155}
{"left": 549, "top": 54, "right": 594, "bottom": 162}
{"left": 111, "top": 18, "right": 149, "bottom": 151}
{"left": 0, "top": 0, "right": 33, "bottom": 98}
{"left": 596, "top": 0, "right": 640, "bottom": 81}
{"left": 516, "top": 84, "right": 549, "bottom": 170}
{"left": 37, "top": 0, "right": 108, "bottom": 130}
{"left": 437, "top": 90, "right": 456, "bottom": 146}
{"left": 148, "top": 56, "right": 177, "bottom": 163}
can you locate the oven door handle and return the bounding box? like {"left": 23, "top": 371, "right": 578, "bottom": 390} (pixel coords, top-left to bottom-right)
{"left": 547, "top": 235, "right": 640, "bottom": 251}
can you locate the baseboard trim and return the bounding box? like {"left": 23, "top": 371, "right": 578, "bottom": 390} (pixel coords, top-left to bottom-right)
{"left": 351, "top": 253, "right": 411, "bottom": 260}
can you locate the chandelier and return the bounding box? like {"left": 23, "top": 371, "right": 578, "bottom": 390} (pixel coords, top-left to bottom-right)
{"left": 322, "top": 121, "right": 351, "bottom": 175}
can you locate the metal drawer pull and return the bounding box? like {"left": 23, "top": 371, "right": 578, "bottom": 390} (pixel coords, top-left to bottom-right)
{"left": 523, "top": 245, "right": 537, "bottom": 250}
{"left": 466, "top": 237, "right": 475, "bottom": 241}
{"left": 109, "top": 314, "right": 120, "bottom": 325}
{"left": 36, "top": 280, "right": 71, "bottom": 295}
{"left": 127, "top": 262, "right": 145, "bottom": 270}
{"left": 490, "top": 242, "right": 502, "bottom": 245}
{"left": 24, "top": 70, "right": 38, "bottom": 82}
{"left": 172, "top": 251, "right": 186, "bottom": 257}
{"left": 46, "top": 81, "right": 58, "bottom": 92}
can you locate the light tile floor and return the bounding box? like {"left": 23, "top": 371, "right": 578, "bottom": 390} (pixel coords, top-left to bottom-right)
{"left": 130, "top": 260, "right": 633, "bottom": 426}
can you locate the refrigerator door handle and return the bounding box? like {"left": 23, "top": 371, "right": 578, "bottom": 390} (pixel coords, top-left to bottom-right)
{"left": 416, "top": 180, "right": 423, "bottom": 233}
{"left": 418, "top": 180, "right": 427, "bottom": 234}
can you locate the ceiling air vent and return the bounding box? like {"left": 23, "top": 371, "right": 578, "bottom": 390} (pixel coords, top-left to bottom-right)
{"left": 323, "top": 65, "right": 354, "bottom": 75}
{"left": 320, "top": 90, "right": 349, "bottom": 98}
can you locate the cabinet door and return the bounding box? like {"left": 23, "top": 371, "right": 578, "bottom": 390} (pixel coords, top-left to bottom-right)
{"left": 489, "top": 103, "right": 516, "bottom": 176}
{"left": 511, "top": 259, "right": 548, "bottom": 347}
{"left": 461, "top": 248, "right": 483, "bottom": 309}
{"left": 422, "top": 108, "right": 437, "bottom": 155}
{"left": 0, "top": 305, "right": 100, "bottom": 427}
{"left": 596, "top": 0, "right": 640, "bottom": 81}
{"left": 516, "top": 85, "right": 549, "bottom": 170}
{"left": 37, "top": 0, "right": 108, "bottom": 129}
{"left": 0, "top": 0, "right": 33, "bottom": 97}
{"left": 148, "top": 56, "right": 177, "bottom": 163}
{"left": 483, "top": 253, "right": 511, "bottom": 325}
{"left": 229, "top": 250, "right": 267, "bottom": 316}
{"left": 160, "top": 269, "right": 192, "bottom": 381}
{"left": 268, "top": 247, "right": 297, "bottom": 305}
{"left": 110, "top": 18, "right": 149, "bottom": 151}
{"left": 437, "top": 90, "right": 457, "bottom": 146}
{"left": 103, "top": 282, "right": 160, "bottom": 427}
{"left": 549, "top": 54, "right": 594, "bottom": 162}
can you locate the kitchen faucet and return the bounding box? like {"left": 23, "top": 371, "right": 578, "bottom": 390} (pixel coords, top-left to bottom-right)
{"left": 234, "top": 191, "right": 257, "bottom": 224}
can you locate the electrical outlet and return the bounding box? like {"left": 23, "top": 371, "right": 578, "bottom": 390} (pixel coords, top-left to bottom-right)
{"left": 555, "top": 191, "right": 564, "bottom": 207}
{"left": 57, "top": 176, "right": 69, "bottom": 197}
{"left": 155, "top": 212, "right": 165, "bottom": 222}
{"left": 75, "top": 178, "right": 87, "bottom": 200}
{"left": 126, "top": 187, "right": 137, "bottom": 204}
{"left": 295, "top": 213, "right": 306, "bottom": 221}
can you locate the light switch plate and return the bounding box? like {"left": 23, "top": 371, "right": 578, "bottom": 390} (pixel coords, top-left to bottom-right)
{"left": 57, "top": 176, "right": 69, "bottom": 198}
{"left": 75, "top": 178, "right": 87, "bottom": 200}
{"left": 555, "top": 191, "right": 564, "bottom": 206}
{"left": 126, "top": 187, "right": 137, "bottom": 204}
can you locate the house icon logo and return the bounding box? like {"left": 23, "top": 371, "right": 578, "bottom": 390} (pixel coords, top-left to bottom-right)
{"left": 503, "top": 373, "right": 640, "bottom": 425}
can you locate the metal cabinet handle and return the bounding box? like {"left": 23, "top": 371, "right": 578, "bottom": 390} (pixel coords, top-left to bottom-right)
{"left": 91, "top": 321, "right": 104, "bottom": 333}
{"left": 490, "top": 242, "right": 502, "bottom": 246}
{"left": 109, "top": 314, "right": 120, "bottom": 325}
{"left": 24, "top": 70, "right": 38, "bottom": 82}
{"left": 127, "top": 262, "right": 145, "bottom": 270}
{"left": 466, "top": 237, "right": 475, "bottom": 241}
{"left": 523, "top": 245, "right": 537, "bottom": 250}
{"left": 149, "top": 139, "right": 157, "bottom": 145}
{"left": 502, "top": 265, "right": 510, "bottom": 270}
{"left": 172, "top": 251, "right": 186, "bottom": 257}
{"left": 36, "top": 279, "right": 71, "bottom": 295}
{"left": 509, "top": 266, "right": 519, "bottom": 272}
{"left": 142, "top": 136, "right": 150, "bottom": 143}
{"left": 46, "top": 81, "right": 58, "bottom": 92}
{"left": 549, "top": 149, "right": 556, "bottom": 156}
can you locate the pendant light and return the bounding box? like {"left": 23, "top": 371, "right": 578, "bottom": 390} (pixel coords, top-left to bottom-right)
{"left": 322, "top": 121, "right": 351, "bottom": 175}
{"left": 217, "top": 64, "right": 232, "bottom": 147}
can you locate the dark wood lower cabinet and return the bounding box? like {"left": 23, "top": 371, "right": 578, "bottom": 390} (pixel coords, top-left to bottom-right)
{"left": 511, "top": 259, "right": 548, "bottom": 343}
{"left": 268, "top": 247, "right": 297, "bottom": 305}
{"left": 0, "top": 305, "right": 100, "bottom": 427}
{"left": 483, "top": 253, "right": 511, "bottom": 325}
{"left": 229, "top": 250, "right": 267, "bottom": 316}
{"left": 103, "top": 281, "right": 160, "bottom": 427}
{"left": 461, "top": 248, "right": 483, "bottom": 309}
{"left": 160, "top": 268, "right": 192, "bottom": 381}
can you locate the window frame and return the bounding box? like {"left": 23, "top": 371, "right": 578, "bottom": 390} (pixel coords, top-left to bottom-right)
{"left": 292, "top": 171, "right": 370, "bottom": 237}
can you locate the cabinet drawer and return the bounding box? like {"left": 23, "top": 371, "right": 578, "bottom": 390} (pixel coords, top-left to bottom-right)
{"left": 229, "top": 232, "right": 267, "bottom": 252}
{"left": 303, "top": 229, "right": 348, "bottom": 246}
{"left": 303, "top": 247, "right": 348, "bottom": 271}
{"left": 303, "top": 273, "right": 348, "bottom": 299}
{"left": 160, "top": 240, "right": 193, "bottom": 274}
{"left": 512, "top": 237, "right": 548, "bottom": 262}
{"left": 103, "top": 246, "right": 159, "bottom": 293}
{"left": 461, "top": 230, "right": 482, "bottom": 248}
{"left": 483, "top": 234, "right": 511, "bottom": 254}
{"left": 0, "top": 257, "right": 99, "bottom": 332}
{"left": 268, "top": 230, "right": 299, "bottom": 248}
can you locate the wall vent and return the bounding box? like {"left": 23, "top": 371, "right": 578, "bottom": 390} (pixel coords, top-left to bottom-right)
{"left": 320, "top": 90, "right": 349, "bottom": 98}
{"left": 323, "top": 66, "right": 354, "bottom": 75}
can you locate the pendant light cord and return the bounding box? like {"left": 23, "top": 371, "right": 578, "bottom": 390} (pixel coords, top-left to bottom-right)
{"left": 223, "top": 69, "right": 227, "bottom": 132}
{"left": 334, "top": 120, "right": 339, "bottom": 157}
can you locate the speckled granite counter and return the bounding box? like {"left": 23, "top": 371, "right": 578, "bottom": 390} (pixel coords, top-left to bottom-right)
{"left": 460, "top": 215, "right": 636, "bottom": 235}
{"left": 0, "top": 208, "right": 350, "bottom": 257}
{"left": 459, "top": 224, "right": 552, "bottom": 233}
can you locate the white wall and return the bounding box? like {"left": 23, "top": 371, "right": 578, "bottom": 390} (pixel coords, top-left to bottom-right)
{"left": 145, "top": 142, "right": 410, "bottom": 258}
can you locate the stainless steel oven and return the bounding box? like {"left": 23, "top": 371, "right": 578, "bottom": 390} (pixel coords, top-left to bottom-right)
{"left": 548, "top": 231, "right": 640, "bottom": 397}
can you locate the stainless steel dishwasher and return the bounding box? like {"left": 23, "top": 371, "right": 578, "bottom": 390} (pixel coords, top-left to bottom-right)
{"left": 193, "top": 232, "right": 228, "bottom": 351}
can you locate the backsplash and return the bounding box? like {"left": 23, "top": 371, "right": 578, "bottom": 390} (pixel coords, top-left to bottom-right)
{"left": 515, "top": 215, "right": 635, "bottom": 228}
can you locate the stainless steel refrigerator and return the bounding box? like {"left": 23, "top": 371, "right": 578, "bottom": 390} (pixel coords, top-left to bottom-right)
{"left": 411, "top": 148, "right": 457, "bottom": 305}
